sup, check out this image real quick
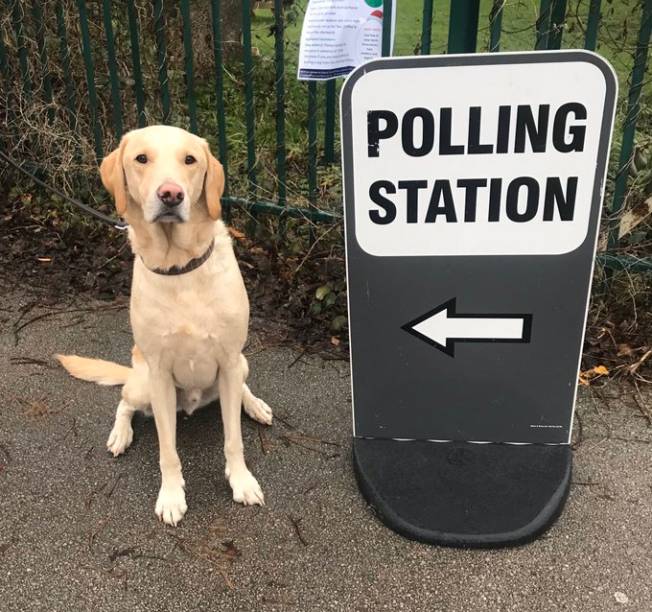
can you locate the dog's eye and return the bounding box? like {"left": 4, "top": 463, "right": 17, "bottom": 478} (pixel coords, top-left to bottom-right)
{"left": 135, "top": 154, "right": 148, "bottom": 164}
{"left": 185, "top": 155, "right": 197, "bottom": 165}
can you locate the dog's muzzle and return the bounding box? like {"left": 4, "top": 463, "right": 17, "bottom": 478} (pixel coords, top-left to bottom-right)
{"left": 154, "top": 181, "right": 186, "bottom": 223}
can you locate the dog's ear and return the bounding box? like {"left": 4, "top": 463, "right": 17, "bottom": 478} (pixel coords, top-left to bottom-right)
{"left": 202, "top": 140, "right": 224, "bottom": 220}
{"left": 99, "top": 137, "right": 129, "bottom": 216}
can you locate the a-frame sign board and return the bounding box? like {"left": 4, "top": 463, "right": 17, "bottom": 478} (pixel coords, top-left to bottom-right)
{"left": 341, "top": 52, "right": 616, "bottom": 547}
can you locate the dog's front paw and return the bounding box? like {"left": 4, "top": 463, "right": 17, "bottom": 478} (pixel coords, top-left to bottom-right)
{"left": 106, "top": 422, "right": 133, "bottom": 457}
{"left": 227, "top": 468, "right": 265, "bottom": 506}
{"left": 155, "top": 482, "right": 187, "bottom": 526}
{"left": 243, "top": 395, "right": 273, "bottom": 426}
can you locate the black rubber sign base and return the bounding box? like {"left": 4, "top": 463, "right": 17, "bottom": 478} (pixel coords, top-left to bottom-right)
{"left": 353, "top": 439, "right": 571, "bottom": 548}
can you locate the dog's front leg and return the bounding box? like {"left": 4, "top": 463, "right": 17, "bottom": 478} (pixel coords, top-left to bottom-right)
{"left": 149, "top": 368, "right": 187, "bottom": 525}
{"left": 219, "top": 362, "right": 264, "bottom": 506}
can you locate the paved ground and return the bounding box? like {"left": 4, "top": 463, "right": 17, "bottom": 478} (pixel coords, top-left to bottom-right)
{"left": 0, "top": 290, "right": 650, "bottom": 612}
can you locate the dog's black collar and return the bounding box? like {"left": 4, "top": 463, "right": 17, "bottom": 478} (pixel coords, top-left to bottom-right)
{"left": 146, "top": 240, "right": 215, "bottom": 276}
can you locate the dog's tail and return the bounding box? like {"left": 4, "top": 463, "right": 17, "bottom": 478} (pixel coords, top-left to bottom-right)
{"left": 54, "top": 354, "right": 131, "bottom": 386}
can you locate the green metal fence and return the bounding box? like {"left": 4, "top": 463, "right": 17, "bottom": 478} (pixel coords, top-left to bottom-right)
{"left": 0, "top": 0, "right": 651, "bottom": 271}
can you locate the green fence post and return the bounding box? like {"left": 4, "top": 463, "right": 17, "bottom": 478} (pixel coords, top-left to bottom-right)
{"left": 382, "top": 0, "right": 393, "bottom": 56}
{"left": 127, "top": 0, "right": 146, "bottom": 127}
{"left": 489, "top": 0, "right": 505, "bottom": 52}
{"left": 535, "top": 0, "right": 553, "bottom": 49}
{"left": 609, "top": 0, "right": 652, "bottom": 250}
{"left": 323, "top": 80, "right": 336, "bottom": 164}
{"left": 101, "top": 0, "right": 123, "bottom": 138}
{"left": 308, "top": 80, "right": 318, "bottom": 243}
{"left": 209, "top": 0, "right": 229, "bottom": 197}
{"left": 31, "top": 1, "right": 54, "bottom": 122}
{"left": 242, "top": 0, "right": 257, "bottom": 198}
{"left": 55, "top": 0, "right": 77, "bottom": 131}
{"left": 274, "top": 0, "right": 287, "bottom": 211}
{"left": 180, "top": 0, "right": 198, "bottom": 133}
{"left": 584, "top": 0, "right": 601, "bottom": 51}
{"left": 421, "top": 0, "right": 434, "bottom": 55}
{"left": 77, "top": 0, "right": 104, "bottom": 160}
{"left": 547, "top": 0, "right": 568, "bottom": 49}
{"left": 448, "top": 0, "right": 480, "bottom": 53}
{"left": 9, "top": 0, "right": 31, "bottom": 97}
{"left": 153, "top": 0, "right": 171, "bottom": 123}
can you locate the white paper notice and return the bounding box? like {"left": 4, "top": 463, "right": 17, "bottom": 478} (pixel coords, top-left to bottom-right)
{"left": 298, "top": 0, "right": 395, "bottom": 81}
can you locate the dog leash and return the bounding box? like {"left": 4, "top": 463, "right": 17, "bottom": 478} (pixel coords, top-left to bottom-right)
{"left": 0, "top": 150, "right": 128, "bottom": 231}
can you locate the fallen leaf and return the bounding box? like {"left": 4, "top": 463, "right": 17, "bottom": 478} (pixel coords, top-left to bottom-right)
{"left": 330, "top": 336, "right": 340, "bottom": 346}
{"left": 578, "top": 365, "right": 609, "bottom": 385}
{"left": 220, "top": 540, "right": 240, "bottom": 559}
{"left": 228, "top": 227, "right": 246, "bottom": 241}
{"left": 109, "top": 546, "right": 137, "bottom": 562}
{"left": 618, "top": 195, "right": 652, "bottom": 238}
{"left": 617, "top": 344, "right": 633, "bottom": 357}
{"left": 23, "top": 400, "right": 51, "bottom": 418}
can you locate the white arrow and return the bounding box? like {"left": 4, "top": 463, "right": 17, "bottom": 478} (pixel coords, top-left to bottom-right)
{"left": 402, "top": 299, "right": 532, "bottom": 357}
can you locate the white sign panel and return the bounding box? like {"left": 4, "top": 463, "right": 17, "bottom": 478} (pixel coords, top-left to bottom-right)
{"left": 348, "top": 57, "right": 610, "bottom": 256}
{"left": 298, "top": 0, "right": 395, "bottom": 81}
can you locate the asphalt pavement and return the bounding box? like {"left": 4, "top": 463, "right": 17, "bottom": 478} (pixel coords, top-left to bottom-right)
{"left": 0, "top": 289, "right": 650, "bottom": 611}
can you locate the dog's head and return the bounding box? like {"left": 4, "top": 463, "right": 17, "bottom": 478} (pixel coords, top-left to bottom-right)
{"left": 100, "top": 125, "right": 224, "bottom": 223}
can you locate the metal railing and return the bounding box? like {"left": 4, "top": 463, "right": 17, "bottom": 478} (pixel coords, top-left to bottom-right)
{"left": 0, "top": 0, "right": 651, "bottom": 271}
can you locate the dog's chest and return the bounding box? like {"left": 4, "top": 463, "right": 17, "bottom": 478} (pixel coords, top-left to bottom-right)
{"left": 132, "top": 292, "right": 234, "bottom": 390}
{"left": 130, "top": 249, "right": 249, "bottom": 390}
{"left": 167, "top": 314, "right": 232, "bottom": 389}
{"left": 167, "top": 324, "right": 218, "bottom": 390}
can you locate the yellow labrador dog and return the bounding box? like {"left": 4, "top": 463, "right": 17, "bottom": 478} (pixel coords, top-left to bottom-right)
{"left": 56, "top": 125, "right": 272, "bottom": 525}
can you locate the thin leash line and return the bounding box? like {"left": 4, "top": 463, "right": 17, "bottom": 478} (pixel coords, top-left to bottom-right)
{"left": 0, "top": 150, "right": 128, "bottom": 231}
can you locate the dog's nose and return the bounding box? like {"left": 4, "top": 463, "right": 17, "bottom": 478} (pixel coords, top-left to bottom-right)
{"left": 157, "top": 182, "right": 184, "bottom": 207}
